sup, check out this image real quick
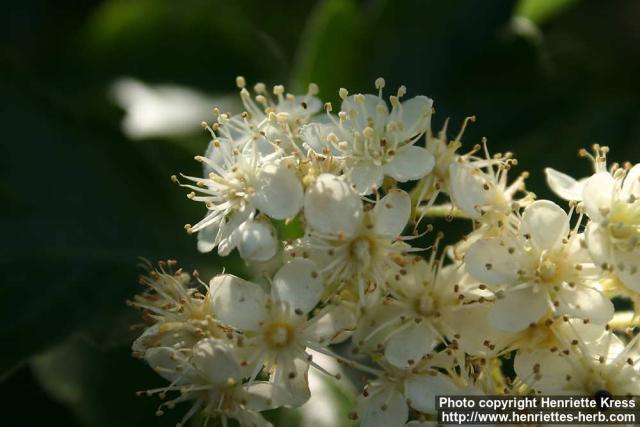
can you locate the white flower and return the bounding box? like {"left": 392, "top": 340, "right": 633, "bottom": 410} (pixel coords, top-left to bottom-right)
{"left": 411, "top": 118, "right": 473, "bottom": 216}
{"left": 195, "top": 79, "right": 321, "bottom": 160}
{"left": 235, "top": 76, "right": 322, "bottom": 134}
{"left": 515, "top": 330, "right": 640, "bottom": 396}
{"left": 301, "top": 80, "right": 435, "bottom": 194}
{"left": 353, "top": 257, "right": 499, "bottom": 368}
{"left": 294, "top": 174, "right": 414, "bottom": 303}
{"left": 464, "top": 200, "right": 613, "bottom": 332}
{"left": 448, "top": 146, "right": 529, "bottom": 225}
{"left": 144, "top": 338, "right": 281, "bottom": 427}
{"left": 180, "top": 141, "right": 303, "bottom": 261}
{"left": 209, "top": 259, "right": 356, "bottom": 405}
{"left": 582, "top": 164, "right": 640, "bottom": 292}
{"left": 356, "top": 353, "right": 477, "bottom": 427}
{"left": 130, "top": 262, "right": 218, "bottom": 354}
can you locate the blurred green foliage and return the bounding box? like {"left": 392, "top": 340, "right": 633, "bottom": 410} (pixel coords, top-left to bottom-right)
{"left": 2, "top": 0, "right": 640, "bottom": 425}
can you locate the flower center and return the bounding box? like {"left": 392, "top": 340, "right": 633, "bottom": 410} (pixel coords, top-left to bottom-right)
{"left": 416, "top": 293, "right": 435, "bottom": 316}
{"left": 264, "top": 322, "right": 294, "bottom": 348}
{"left": 351, "top": 237, "right": 373, "bottom": 267}
{"left": 607, "top": 202, "right": 640, "bottom": 248}
{"left": 537, "top": 259, "right": 558, "bottom": 283}
{"left": 518, "top": 321, "right": 558, "bottom": 350}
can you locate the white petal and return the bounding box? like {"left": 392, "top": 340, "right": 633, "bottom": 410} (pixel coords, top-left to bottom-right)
{"left": 384, "top": 324, "right": 438, "bottom": 368}
{"left": 304, "top": 173, "right": 363, "bottom": 236}
{"left": 352, "top": 304, "right": 406, "bottom": 350}
{"left": 236, "top": 219, "right": 278, "bottom": 262}
{"left": 441, "top": 303, "right": 511, "bottom": 355}
{"left": 372, "top": 189, "right": 411, "bottom": 237}
{"left": 383, "top": 146, "right": 435, "bottom": 182}
{"left": 350, "top": 162, "right": 385, "bottom": 195}
{"left": 588, "top": 330, "right": 626, "bottom": 362}
{"left": 582, "top": 172, "right": 614, "bottom": 221}
{"left": 272, "top": 356, "right": 310, "bottom": 407}
{"left": 448, "top": 162, "right": 486, "bottom": 219}
{"left": 622, "top": 163, "right": 640, "bottom": 197}
{"left": 357, "top": 388, "right": 408, "bottom": 427}
{"left": 389, "top": 95, "right": 433, "bottom": 141}
{"left": 277, "top": 94, "right": 323, "bottom": 117}
{"left": 305, "top": 304, "right": 357, "bottom": 344}
{"left": 405, "top": 373, "right": 459, "bottom": 414}
{"left": 341, "top": 94, "right": 389, "bottom": 133}
{"left": 254, "top": 161, "right": 304, "bottom": 220}
{"left": 554, "top": 318, "right": 608, "bottom": 345}
{"left": 196, "top": 218, "right": 221, "bottom": 253}
{"left": 488, "top": 286, "right": 548, "bottom": 332}
{"left": 300, "top": 122, "right": 340, "bottom": 155}
{"left": 210, "top": 274, "right": 267, "bottom": 331}
{"left": 203, "top": 136, "right": 230, "bottom": 175}
{"left": 145, "top": 347, "right": 194, "bottom": 383}
{"left": 272, "top": 259, "right": 323, "bottom": 314}
{"left": 585, "top": 222, "right": 611, "bottom": 265}
{"left": 521, "top": 200, "right": 568, "bottom": 250}
{"left": 192, "top": 338, "right": 242, "bottom": 385}
{"left": 217, "top": 209, "right": 252, "bottom": 256}
{"left": 566, "top": 232, "right": 593, "bottom": 264}
{"left": 514, "top": 349, "right": 576, "bottom": 393}
{"left": 544, "top": 167, "right": 585, "bottom": 201}
{"left": 464, "top": 238, "right": 522, "bottom": 285}
{"left": 615, "top": 249, "right": 640, "bottom": 292}
{"left": 244, "top": 382, "right": 285, "bottom": 411}
{"left": 556, "top": 286, "right": 614, "bottom": 324}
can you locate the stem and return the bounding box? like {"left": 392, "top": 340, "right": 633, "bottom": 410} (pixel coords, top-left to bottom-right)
{"left": 414, "top": 204, "right": 469, "bottom": 220}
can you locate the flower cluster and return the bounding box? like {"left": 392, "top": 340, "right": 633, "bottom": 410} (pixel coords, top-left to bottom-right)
{"left": 131, "top": 78, "right": 640, "bottom": 426}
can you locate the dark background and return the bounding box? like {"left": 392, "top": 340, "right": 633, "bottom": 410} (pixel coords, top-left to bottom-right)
{"left": 2, "top": 0, "right": 640, "bottom": 425}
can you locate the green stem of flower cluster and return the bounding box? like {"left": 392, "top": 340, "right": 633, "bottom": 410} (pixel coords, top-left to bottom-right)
{"left": 414, "top": 204, "right": 468, "bottom": 220}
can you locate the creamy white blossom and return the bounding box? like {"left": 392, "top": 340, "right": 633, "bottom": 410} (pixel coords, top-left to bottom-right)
{"left": 515, "top": 329, "right": 640, "bottom": 396}
{"left": 180, "top": 140, "right": 303, "bottom": 262}
{"left": 353, "top": 255, "right": 497, "bottom": 367}
{"left": 292, "top": 173, "right": 414, "bottom": 303}
{"left": 464, "top": 200, "right": 613, "bottom": 331}
{"left": 356, "top": 352, "right": 486, "bottom": 427}
{"left": 448, "top": 144, "right": 530, "bottom": 227}
{"left": 582, "top": 164, "right": 640, "bottom": 292}
{"left": 210, "top": 259, "right": 356, "bottom": 405}
{"left": 301, "top": 80, "right": 435, "bottom": 194}
{"left": 144, "top": 338, "right": 281, "bottom": 427}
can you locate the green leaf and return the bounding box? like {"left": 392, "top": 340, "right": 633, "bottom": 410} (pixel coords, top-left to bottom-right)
{"left": 83, "top": 0, "right": 285, "bottom": 87}
{"left": 290, "top": 0, "right": 363, "bottom": 102}
{"left": 516, "top": 0, "right": 580, "bottom": 24}
{"left": 291, "top": 0, "right": 518, "bottom": 103}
